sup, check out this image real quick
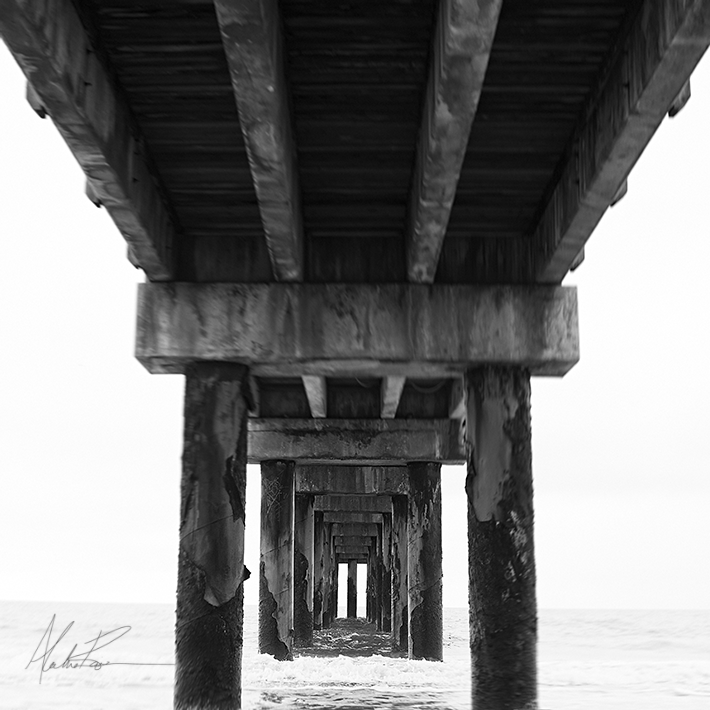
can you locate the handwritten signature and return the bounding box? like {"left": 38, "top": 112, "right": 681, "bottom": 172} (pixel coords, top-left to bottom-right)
{"left": 27, "top": 615, "right": 173, "bottom": 684}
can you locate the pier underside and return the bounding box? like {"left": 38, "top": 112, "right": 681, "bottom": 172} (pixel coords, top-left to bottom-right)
{"left": 2, "top": 0, "right": 709, "bottom": 707}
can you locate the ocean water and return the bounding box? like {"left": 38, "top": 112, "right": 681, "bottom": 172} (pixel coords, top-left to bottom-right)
{"left": 0, "top": 601, "right": 708, "bottom": 709}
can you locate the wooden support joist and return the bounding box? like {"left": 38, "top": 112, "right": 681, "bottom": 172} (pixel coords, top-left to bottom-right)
{"left": 213, "top": 0, "right": 304, "bottom": 282}
{"left": 302, "top": 376, "right": 327, "bottom": 418}
{"left": 0, "top": 0, "right": 176, "bottom": 280}
{"left": 324, "top": 512, "right": 384, "bottom": 525}
{"left": 315, "top": 496, "right": 392, "bottom": 514}
{"left": 532, "top": 0, "right": 710, "bottom": 283}
{"left": 136, "top": 284, "right": 579, "bottom": 378}
{"left": 381, "top": 377, "right": 406, "bottom": 419}
{"left": 247, "top": 419, "right": 465, "bottom": 465}
{"left": 296, "top": 466, "right": 409, "bottom": 495}
{"left": 407, "top": 0, "right": 504, "bottom": 283}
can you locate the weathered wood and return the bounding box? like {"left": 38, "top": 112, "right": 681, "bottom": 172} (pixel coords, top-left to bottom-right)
{"left": 336, "top": 545, "right": 372, "bottom": 556}
{"left": 175, "top": 363, "right": 249, "bottom": 709}
{"left": 347, "top": 560, "right": 358, "bottom": 618}
{"left": 294, "top": 494, "right": 315, "bottom": 647}
{"left": 533, "top": 0, "right": 710, "bottom": 283}
{"left": 25, "top": 80, "right": 45, "bottom": 118}
{"left": 259, "top": 460, "right": 295, "bottom": 661}
{"left": 391, "top": 495, "right": 409, "bottom": 652}
{"left": 407, "top": 462, "right": 443, "bottom": 662}
{"left": 302, "top": 376, "right": 327, "bottom": 418}
{"left": 316, "top": 495, "right": 392, "bottom": 514}
{"left": 465, "top": 367, "right": 537, "bottom": 708}
{"left": 213, "top": 0, "right": 304, "bottom": 281}
{"left": 136, "top": 283, "right": 579, "bottom": 378}
{"left": 296, "top": 466, "right": 409, "bottom": 495}
{"left": 407, "top": 0, "right": 503, "bottom": 283}
{"left": 0, "top": 0, "right": 176, "bottom": 280}
{"left": 381, "top": 376, "right": 406, "bottom": 419}
{"left": 248, "top": 419, "right": 465, "bottom": 465}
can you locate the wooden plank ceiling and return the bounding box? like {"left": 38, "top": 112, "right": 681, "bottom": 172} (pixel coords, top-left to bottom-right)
{"left": 77, "top": 0, "right": 641, "bottom": 285}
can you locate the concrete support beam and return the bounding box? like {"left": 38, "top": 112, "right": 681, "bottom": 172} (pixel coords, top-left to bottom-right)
{"left": 213, "top": 0, "right": 304, "bottom": 281}
{"left": 259, "top": 460, "right": 295, "bottom": 660}
{"left": 331, "top": 523, "right": 379, "bottom": 538}
{"left": 334, "top": 535, "right": 374, "bottom": 548}
{"left": 248, "top": 419, "right": 465, "bottom": 465}
{"left": 316, "top": 495, "right": 392, "bottom": 514}
{"left": 336, "top": 545, "right": 371, "bottom": 556}
{"left": 465, "top": 367, "right": 537, "bottom": 708}
{"left": 391, "top": 495, "right": 409, "bottom": 651}
{"left": 136, "top": 283, "right": 580, "bottom": 378}
{"left": 408, "top": 463, "right": 443, "bottom": 661}
{"left": 0, "top": 0, "right": 176, "bottom": 280}
{"left": 323, "top": 512, "right": 384, "bottom": 525}
{"left": 294, "top": 494, "right": 314, "bottom": 647}
{"left": 297, "top": 466, "right": 409, "bottom": 495}
{"left": 532, "top": 0, "right": 710, "bottom": 283}
{"left": 175, "top": 364, "right": 250, "bottom": 708}
{"left": 381, "top": 376, "right": 406, "bottom": 418}
{"left": 302, "top": 376, "right": 327, "bottom": 418}
{"left": 347, "top": 561, "right": 357, "bottom": 618}
{"left": 407, "top": 0, "right": 503, "bottom": 283}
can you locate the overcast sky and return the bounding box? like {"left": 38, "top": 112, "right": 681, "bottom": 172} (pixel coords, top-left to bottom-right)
{"left": 1, "top": 42, "right": 708, "bottom": 610}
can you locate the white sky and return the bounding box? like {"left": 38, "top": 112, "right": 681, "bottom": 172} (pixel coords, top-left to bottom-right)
{"left": 1, "top": 42, "right": 709, "bottom": 610}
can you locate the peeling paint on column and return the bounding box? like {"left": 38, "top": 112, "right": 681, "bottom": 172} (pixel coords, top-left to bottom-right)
{"left": 259, "top": 460, "right": 294, "bottom": 661}
{"left": 175, "top": 362, "right": 249, "bottom": 710}
{"left": 407, "top": 463, "right": 443, "bottom": 661}
{"left": 465, "top": 366, "right": 537, "bottom": 710}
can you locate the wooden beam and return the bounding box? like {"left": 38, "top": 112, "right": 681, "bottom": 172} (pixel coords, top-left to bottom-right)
{"left": 406, "top": 0, "right": 503, "bottom": 283}
{"left": 532, "top": 0, "right": 710, "bottom": 283}
{"left": 381, "top": 377, "right": 406, "bottom": 419}
{"left": 297, "top": 466, "right": 408, "bottom": 495}
{"left": 213, "top": 0, "right": 304, "bottom": 282}
{"left": 248, "top": 419, "right": 465, "bottom": 465}
{"left": 136, "top": 283, "right": 579, "bottom": 378}
{"left": 302, "top": 376, "right": 327, "bottom": 418}
{"left": 0, "top": 0, "right": 176, "bottom": 280}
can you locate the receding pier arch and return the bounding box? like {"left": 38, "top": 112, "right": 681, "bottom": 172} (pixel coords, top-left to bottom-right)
{"left": 3, "top": 0, "right": 707, "bottom": 706}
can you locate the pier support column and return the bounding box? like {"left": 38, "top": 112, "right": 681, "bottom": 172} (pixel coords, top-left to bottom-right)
{"left": 347, "top": 560, "right": 357, "bottom": 618}
{"left": 259, "top": 460, "right": 295, "bottom": 660}
{"left": 294, "top": 494, "right": 315, "bottom": 646}
{"left": 332, "top": 552, "right": 339, "bottom": 620}
{"left": 407, "top": 462, "right": 443, "bottom": 661}
{"left": 391, "top": 495, "right": 408, "bottom": 651}
{"left": 313, "top": 512, "right": 325, "bottom": 630}
{"left": 465, "top": 367, "right": 537, "bottom": 709}
{"left": 381, "top": 513, "right": 392, "bottom": 633}
{"left": 322, "top": 523, "right": 333, "bottom": 627}
{"left": 175, "top": 363, "right": 250, "bottom": 710}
